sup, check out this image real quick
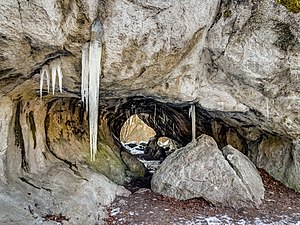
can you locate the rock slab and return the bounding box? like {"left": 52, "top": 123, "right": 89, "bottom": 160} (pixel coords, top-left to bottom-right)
{"left": 151, "top": 135, "right": 264, "bottom": 209}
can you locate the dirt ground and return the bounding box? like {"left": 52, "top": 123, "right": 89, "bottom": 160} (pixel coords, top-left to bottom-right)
{"left": 104, "top": 169, "right": 300, "bottom": 224}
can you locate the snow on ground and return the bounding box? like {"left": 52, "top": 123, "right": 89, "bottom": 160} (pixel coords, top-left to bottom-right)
{"left": 177, "top": 215, "right": 300, "bottom": 225}
{"left": 122, "top": 142, "right": 161, "bottom": 172}
{"left": 108, "top": 206, "right": 300, "bottom": 225}
{"left": 138, "top": 159, "right": 161, "bottom": 173}
{"left": 116, "top": 142, "right": 300, "bottom": 225}
{"left": 123, "top": 142, "right": 145, "bottom": 155}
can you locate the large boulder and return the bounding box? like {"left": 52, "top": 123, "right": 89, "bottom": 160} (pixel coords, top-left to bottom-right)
{"left": 0, "top": 163, "right": 130, "bottom": 225}
{"left": 151, "top": 135, "right": 264, "bottom": 209}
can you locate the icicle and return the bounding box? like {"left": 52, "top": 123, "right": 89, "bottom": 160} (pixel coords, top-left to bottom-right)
{"left": 153, "top": 103, "right": 156, "bottom": 125}
{"left": 163, "top": 111, "right": 166, "bottom": 124}
{"left": 88, "top": 19, "right": 103, "bottom": 161}
{"left": 172, "top": 123, "right": 175, "bottom": 136}
{"left": 40, "top": 65, "right": 50, "bottom": 98}
{"left": 57, "top": 64, "right": 63, "bottom": 93}
{"left": 50, "top": 60, "right": 63, "bottom": 95}
{"left": 191, "top": 105, "right": 196, "bottom": 142}
{"left": 126, "top": 110, "right": 130, "bottom": 120}
{"left": 51, "top": 61, "right": 57, "bottom": 95}
{"left": 81, "top": 43, "right": 90, "bottom": 112}
{"left": 189, "top": 106, "right": 192, "bottom": 118}
{"left": 266, "top": 98, "right": 269, "bottom": 120}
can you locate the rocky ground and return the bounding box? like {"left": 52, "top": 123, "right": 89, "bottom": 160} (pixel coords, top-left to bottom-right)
{"left": 104, "top": 143, "right": 300, "bottom": 225}
{"left": 104, "top": 170, "right": 300, "bottom": 224}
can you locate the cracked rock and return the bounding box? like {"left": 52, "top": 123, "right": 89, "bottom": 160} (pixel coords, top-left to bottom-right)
{"left": 151, "top": 134, "right": 264, "bottom": 209}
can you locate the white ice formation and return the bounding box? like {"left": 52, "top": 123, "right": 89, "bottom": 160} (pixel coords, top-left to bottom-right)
{"left": 81, "top": 19, "right": 103, "bottom": 161}
{"left": 40, "top": 58, "right": 63, "bottom": 98}
{"left": 40, "top": 65, "right": 50, "bottom": 98}
{"left": 189, "top": 104, "right": 196, "bottom": 142}
{"left": 81, "top": 43, "right": 90, "bottom": 112}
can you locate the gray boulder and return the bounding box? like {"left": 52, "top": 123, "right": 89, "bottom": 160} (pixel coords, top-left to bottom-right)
{"left": 0, "top": 163, "right": 130, "bottom": 225}
{"left": 151, "top": 135, "right": 264, "bottom": 209}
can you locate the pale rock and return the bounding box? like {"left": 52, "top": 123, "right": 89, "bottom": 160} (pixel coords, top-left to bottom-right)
{"left": 0, "top": 97, "right": 14, "bottom": 183}
{"left": 151, "top": 135, "right": 264, "bottom": 209}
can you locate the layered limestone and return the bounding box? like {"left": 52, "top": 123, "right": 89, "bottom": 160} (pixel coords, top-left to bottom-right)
{"left": 0, "top": 0, "right": 299, "bottom": 222}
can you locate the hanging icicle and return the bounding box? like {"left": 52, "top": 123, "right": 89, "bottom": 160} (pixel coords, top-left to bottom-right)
{"left": 126, "top": 110, "right": 130, "bottom": 120}
{"left": 57, "top": 63, "right": 63, "bottom": 93}
{"left": 87, "top": 19, "right": 103, "bottom": 161}
{"left": 50, "top": 59, "right": 63, "bottom": 95}
{"left": 129, "top": 114, "right": 133, "bottom": 126}
{"left": 40, "top": 58, "right": 63, "bottom": 98}
{"left": 40, "top": 65, "right": 50, "bottom": 98}
{"left": 266, "top": 98, "right": 269, "bottom": 120}
{"left": 81, "top": 43, "right": 90, "bottom": 112}
{"left": 190, "top": 104, "right": 196, "bottom": 142}
{"left": 153, "top": 103, "right": 157, "bottom": 125}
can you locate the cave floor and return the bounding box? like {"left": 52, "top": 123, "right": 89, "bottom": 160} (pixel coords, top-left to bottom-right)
{"left": 104, "top": 170, "right": 300, "bottom": 225}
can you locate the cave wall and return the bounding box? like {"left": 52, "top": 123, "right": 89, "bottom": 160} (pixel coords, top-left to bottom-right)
{"left": 0, "top": 0, "right": 299, "bottom": 194}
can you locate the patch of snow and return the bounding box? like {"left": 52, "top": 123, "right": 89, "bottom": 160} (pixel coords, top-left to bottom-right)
{"left": 139, "top": 141, "right": 148, "bottom": 145}
{"left": 158, "top": 140, "right": 169, "bottom": 147}
{"left": 180, "top": 214, "right": 300, "bottom": 225}
{"left": 138, "top": 159, "right": 161, "bottom": 172}
{"left": 129, "top": 148, "right": 145, "bottom": 155}
{"left": 123, "top": 143, "right": 145, "bottom": 155}
{"left": 110, "top": 207, "right": 120, "bottom": 216}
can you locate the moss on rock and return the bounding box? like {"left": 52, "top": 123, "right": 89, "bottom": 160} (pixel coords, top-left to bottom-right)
{"left": 277, "top": 0, "right": 300, "bottom": 13}
{"left": 86, "top": 142, "right": 128, "bottom": 185}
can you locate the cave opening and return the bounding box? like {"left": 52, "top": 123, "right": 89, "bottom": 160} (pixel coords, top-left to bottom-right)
{"left": 120, "top": 114, "right": 156, "bottom": 145}
{"left": 120, "top": 113, "right": 180, "bottom": 175}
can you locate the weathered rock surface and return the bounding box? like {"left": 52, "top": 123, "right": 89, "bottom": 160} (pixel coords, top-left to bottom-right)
{"left": 0, "top": 0, "right": 299, "bottom": 221}
{"left": 151, "top": 135, "right": 264, "bottom": 209}
{"left": 0, "top": 163, "right": 130, "bottom": 225}
{"left": 222, "top": 145, "right": 265, "bottom": 205}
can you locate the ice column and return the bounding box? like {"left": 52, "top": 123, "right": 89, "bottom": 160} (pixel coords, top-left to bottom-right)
{"left": 40, "top": 59, "right": 63, "bottom": 98}
{"left": 190, "top": 105, "right": 196, "bottom": 142}
{"left": 40, "top": 65, "right": 50, "bottom": 98}
{"left": 81, "top": 43, "right": 90, "bottom": 112}
{"left": 50, "top": 60, "right": 63, "bottom": 95}
{"left": 81, "top": 19, "right": 103, "bottom": 161}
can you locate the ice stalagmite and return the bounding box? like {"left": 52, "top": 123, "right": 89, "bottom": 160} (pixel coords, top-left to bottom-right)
{"left": 40, "top": 65, "right": 50, "bottom": 98}
{"left": 88, "top": 19, "right": 103, "bottom": 161}
{"left": 81, "top": 43, "right": 90, "bottom": 112}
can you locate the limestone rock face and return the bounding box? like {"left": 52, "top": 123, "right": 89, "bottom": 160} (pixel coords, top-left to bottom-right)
{"left": 151, "top": 135, "right": 264, "bottom": 209}
{"left": 0, "top": 163, "right": 130, "bottom": 225}
{"left": 0, "top": 0, "right": 300, "bottom": 220}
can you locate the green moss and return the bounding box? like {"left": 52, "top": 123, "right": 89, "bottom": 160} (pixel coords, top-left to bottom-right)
{"left": 86, "top": 142, "right": 128, "bottom": 184}
{"left": 223, "top": 9, "right": 232, "bottom": 18}
{"left": 276, "top": 0, "right": 300, "bottom": 13}
{"left": 121, "top": 151, "right": 146, "bottom": 177}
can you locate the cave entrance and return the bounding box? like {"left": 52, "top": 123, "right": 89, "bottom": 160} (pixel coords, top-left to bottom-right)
{"left": 120, "top": 114, "right": 178, "bottom": 173}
